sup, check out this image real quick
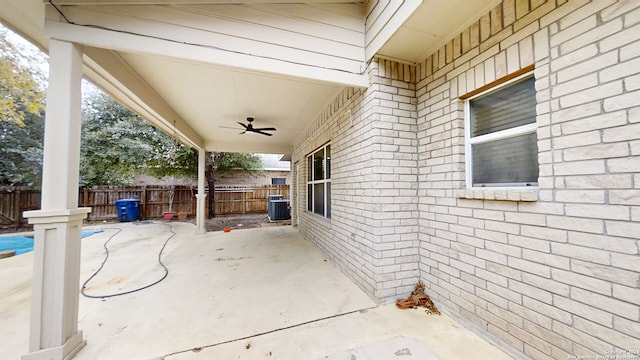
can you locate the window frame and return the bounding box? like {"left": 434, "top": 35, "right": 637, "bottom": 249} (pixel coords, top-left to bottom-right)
{"left": 306, "top": 143, "right": 331, "bottom": 218}
{"left": 464, "top": 71, "right": 538, "bottom": 189}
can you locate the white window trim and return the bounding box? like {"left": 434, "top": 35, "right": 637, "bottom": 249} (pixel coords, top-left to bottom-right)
{"left": 307, "top": 143, "right": 331, "bottom": 218}
{"left": 464, "top": 71, "right": 538, "bottom": 190}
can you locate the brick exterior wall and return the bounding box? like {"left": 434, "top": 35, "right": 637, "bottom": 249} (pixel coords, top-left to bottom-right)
{"left": 134, "top": 171, "right": 289, "bottom": 186}
{"left": 292, "top": 61, "right": 420, "bottom": 301}
{"left": 292, "top": 0, "right": 640, "bottom": 359}
{"left": 214, "top": 170, "right": 290, "bottom": 186}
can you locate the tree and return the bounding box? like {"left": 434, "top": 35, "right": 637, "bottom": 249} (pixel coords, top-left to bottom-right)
{"left": 205, "top": 152, "right": 262, "bottom": 218}
{"left": 80, "top": 91, "right": 196, "bottom": 186}
{"left": 0, "top": 27, "right": 46, "bottom": 127}
{"left": 0, "top": 27, "right": 46, "bottom": 190}
{"left": 0, "top": 110, "right": 44, "bottom": 189}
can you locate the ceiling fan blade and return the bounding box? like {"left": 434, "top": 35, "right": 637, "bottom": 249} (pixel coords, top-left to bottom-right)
{"left": 254, "top": 130, "right": 273, "bottom": 136}
{"left": 219, "top": 125, "right": 239, "bottom": 130}
{"left": 237, "top": 122, "right": 248, "bottom": 130}
{"left": 253, "top": 127, "right": 277, "bottom": 131}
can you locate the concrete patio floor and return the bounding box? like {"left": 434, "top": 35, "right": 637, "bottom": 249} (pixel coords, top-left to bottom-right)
{"left": 0, "top": 222, "right": 513, "bottom": 360}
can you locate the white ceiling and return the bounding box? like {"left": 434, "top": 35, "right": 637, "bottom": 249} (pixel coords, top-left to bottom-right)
{"left": 118, "top": 52, "right": 344, "bottom": 153}
{"left": 0, "top": 0, "right": 498, "bottom": 155}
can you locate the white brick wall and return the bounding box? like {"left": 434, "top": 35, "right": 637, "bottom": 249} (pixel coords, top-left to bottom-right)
{"left": 292, "top": 59, "right": 420, "bottom": 303}
{"left": 414, "top": 0, "right": 640, "bottom": 359}
{"left": 293, "top": 0, "right": 640, "bottom": 359}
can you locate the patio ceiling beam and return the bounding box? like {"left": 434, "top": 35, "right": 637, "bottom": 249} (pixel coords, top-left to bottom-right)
{"left": 204, "top": 139, "right": 293, "bottom": 154}
{"left": 44, "top": 15, "right": 369, "bottom": 88}
{"left": 81, "top": 47, "right": 203, "bottom": 149}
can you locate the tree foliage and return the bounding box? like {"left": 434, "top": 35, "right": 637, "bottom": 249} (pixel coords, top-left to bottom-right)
{"left": 214, "top": 152, "right": 263, "bottom": 172}
{"left": 0, "top": 28, "right": 46, "bottom": 127}
{"left": 0, "top": 110, "right": 44, "bottom": 189}
{"left": 0, "top": 28, "right": 46, "bottom": 190}
{"left": 80, "top": 91, "right": 196, "bottom": 186}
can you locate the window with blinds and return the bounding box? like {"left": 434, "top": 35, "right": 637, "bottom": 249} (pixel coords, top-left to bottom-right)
{"left": 465, "top": 74, "right": 538, "bottom": 187}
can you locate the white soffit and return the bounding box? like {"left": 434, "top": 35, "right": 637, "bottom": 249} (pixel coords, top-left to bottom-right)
{"left": 377, "top": 0, "right": 501, "bottom": 63}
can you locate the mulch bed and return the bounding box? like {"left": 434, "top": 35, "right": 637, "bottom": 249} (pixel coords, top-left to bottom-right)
{"left": 205, "top": 213, "right": 271, "bottom": 232}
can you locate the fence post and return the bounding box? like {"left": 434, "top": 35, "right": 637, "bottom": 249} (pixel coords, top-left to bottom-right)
{"left": 141, "top": 185, "right": 147, "bottom": 220}
{"left": 190, "top": 186, "right": 196, "bottom": 215}
{"left": 82, "top": 188, "right": 88, "bottom": 207}
{"left": 13, "top": 189, "right": 21, "bottom": 228}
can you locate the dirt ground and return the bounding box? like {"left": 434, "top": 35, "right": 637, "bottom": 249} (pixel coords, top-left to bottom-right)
{"left": 204, "top": 213, "right": 273, "bottom": 232}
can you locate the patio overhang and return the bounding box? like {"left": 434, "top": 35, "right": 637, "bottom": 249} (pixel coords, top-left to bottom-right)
{"left": 41, "top": 1, "right": 370, "bottom": 154}
{"left": 1, "top": 0, "right": 500, "bottom": 154}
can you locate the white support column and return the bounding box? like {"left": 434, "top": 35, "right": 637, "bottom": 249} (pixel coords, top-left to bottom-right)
{"left": 195, "top": 149, "right": 207, "bottom": 234}
{"left": 23, "top": 39, "right": 90, "bottom": 360}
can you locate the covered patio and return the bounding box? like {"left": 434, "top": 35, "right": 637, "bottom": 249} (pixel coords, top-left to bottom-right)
{"left": 1, "top": 223, "right": 511, "bottom": 360}
{"left": 5, "top": 1, "right": 636, "bottom": 358}
{"left": 0, "top": 2, "right": 505, "bottom": 358}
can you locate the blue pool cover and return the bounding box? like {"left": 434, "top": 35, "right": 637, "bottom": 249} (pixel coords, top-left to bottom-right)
{"left": 0, "top": 230, "right": 100, "bottom": 256}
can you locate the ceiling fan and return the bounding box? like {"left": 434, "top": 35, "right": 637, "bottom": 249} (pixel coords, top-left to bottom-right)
{"left": 222, "top": 117, "right": 277, "bottom": 136}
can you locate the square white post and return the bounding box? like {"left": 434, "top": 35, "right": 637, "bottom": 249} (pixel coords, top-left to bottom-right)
{"left": 23, "top": 39, "right": 90, "bottom": 360}
{"left": 196, "top": 148, "right": 207, "bottom": 233}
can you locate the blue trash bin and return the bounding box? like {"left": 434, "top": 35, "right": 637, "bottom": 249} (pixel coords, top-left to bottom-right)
{"left": 115, "top": 199, "right": 141, "bottom": 222}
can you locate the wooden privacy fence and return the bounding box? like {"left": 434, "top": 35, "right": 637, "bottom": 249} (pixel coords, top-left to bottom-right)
{"left": 0, "top": 184, "right": 289, "bottom": 229}
{"left": 213, "top": 185, "right": 289, "bottom": 215}
{"left": 0, "top": 188, "right": 40, "bottom": 229}
{"left": 80, "top": 185, "right": 197, "bottom": 222}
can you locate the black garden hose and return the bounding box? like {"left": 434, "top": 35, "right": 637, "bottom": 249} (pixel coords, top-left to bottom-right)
{"left": 81, "top": 223, "right": 175, "bottom": 299}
